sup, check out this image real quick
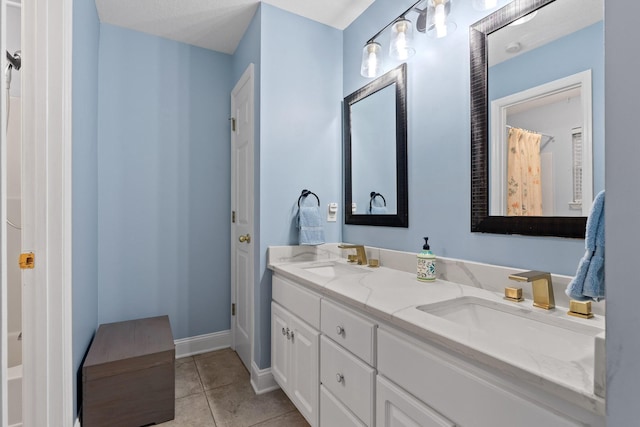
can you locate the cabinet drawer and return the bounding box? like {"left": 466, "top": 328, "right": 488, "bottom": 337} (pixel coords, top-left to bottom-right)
{"left": 320, "top": 385, "right": 366, "bottom": 427}
{"left": 321, "top": 299, "right": 376, "bottom": 365}
{"left": 273, "top": 275, "right": 321, "bottom": 329}
{"left": 377, "top": 375, "right": 454, "bottom": 427}
{"left": 378, "top": 327, "right": 581, "bottom": 427}
{"left": 320, "top": 336, "right": 375, "bottom": 426}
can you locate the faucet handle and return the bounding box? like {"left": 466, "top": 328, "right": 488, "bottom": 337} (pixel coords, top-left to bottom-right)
{"left": 568, "top": 300, "right": 594, "bottom": 319}
{"left": 504, "top": 287, "right": 524, "bottom": 302}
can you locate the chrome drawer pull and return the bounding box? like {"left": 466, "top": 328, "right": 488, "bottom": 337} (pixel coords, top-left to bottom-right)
{"left": 286, "top": 328, "right": 291, "bottom": 340}
{"left": 336, "top": 373, "right": 344, "bottom": 383}
{"left": 282, "top": 327, "right": 287, "bottom": 336}
{"left": 336, "top": 325, "right": 344, "bottom": 335}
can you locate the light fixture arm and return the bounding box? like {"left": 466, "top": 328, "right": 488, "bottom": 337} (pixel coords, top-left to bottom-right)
{"left": 365, "top": 0, "right": 425, "bottom": 44}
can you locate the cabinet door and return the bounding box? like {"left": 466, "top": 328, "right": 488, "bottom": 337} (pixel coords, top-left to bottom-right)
{"left": 320, "top": 385, "right": 367, "bottom": 427}
{"left": 271, "top": 302, "right": 290, "bottom": 389}
{"left": 290, "top": 314, "right": 320, "bottom": 426}
{"left": 377, "top": 376, "right": 455, "bottom": 427}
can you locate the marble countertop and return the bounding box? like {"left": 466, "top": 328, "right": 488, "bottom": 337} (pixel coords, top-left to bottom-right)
{"left": 268, "top": 245, "right": 606, "bottom": 416}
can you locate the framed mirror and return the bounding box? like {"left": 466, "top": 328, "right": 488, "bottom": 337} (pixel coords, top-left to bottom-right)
{"left": 470, "top": 0, "right": 603, "bottom": 238}
{"left": 344, "top": 63, "right": 409, "bottom": 227}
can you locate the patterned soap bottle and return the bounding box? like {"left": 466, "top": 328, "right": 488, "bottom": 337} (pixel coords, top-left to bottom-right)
{"left": 417, "top": 237, "right": 436, "bottom": 282}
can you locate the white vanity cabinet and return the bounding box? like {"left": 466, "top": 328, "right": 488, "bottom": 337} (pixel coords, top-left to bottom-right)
{"left": 270, "top": 269, "right": 605, "bottom": 427}
{"left": 271, "top": 276, "right": 321, "bottom": 426}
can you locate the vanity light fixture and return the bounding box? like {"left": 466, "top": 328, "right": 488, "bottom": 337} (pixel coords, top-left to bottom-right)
{"left": 359, "top": 0, "right": 424, "bottom": 78}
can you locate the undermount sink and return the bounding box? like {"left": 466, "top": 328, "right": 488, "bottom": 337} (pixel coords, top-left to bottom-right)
{"left": 301, "top": 261, "right": 368, "bottom": 278}
{"left": 417, "top": 297, "right": 603, "bottom": 362}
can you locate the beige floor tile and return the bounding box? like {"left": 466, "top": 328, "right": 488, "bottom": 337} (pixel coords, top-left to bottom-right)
{"left": 175, "top": 356, "right": 194, "bottom": 366}
{"left": 249, "top": 410, "right": 311, "bottom": 427}
{"left": 195, "top": 349, "right": 249, "bottom": 390}
{"left": 176, "top": 358, "right": 204, "bottom": 399}
{"left": 156, "top": 392, "right": 216, "bottom": 427}
{"left": 205, "top": 380, "right": 296, "bottom": 427}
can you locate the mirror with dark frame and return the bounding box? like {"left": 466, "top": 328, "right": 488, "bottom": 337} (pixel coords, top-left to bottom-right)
{"left": 470, "top": 0, "right": 603, "bottom": 238}
{"left": 344, "top": 63, "right": 409, "bottom": 227}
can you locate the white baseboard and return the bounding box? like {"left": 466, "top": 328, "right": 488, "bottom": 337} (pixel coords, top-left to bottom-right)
{"left": 250, "top": 361, "right": 279, "bottom": 395}
{"left": 175, "top": 330, "right": 231, "bottom": 359}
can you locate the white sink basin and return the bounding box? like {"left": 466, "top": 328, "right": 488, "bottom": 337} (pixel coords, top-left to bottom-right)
{"left": 417, "top": 297, "right": 602, "bottom": 362}
{"left": 301, "top": 261, "right": 368, "bottom": 278}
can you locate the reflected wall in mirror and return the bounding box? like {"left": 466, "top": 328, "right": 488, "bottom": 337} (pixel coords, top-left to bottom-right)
{"left": 470, "top": 0, "right": 604, "bottom": 237}
{"left": 344, "top": 63, "right": 408, "bottom": 227}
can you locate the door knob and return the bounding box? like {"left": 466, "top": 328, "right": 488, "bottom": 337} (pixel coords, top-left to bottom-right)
{"left": 238, "top": 234, "right": 251, "bottom": 243}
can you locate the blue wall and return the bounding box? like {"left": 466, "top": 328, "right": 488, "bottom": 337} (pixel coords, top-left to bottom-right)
{"left": 72, "top": 0, "right": 100, "bottom": 416}
{"left": 96, "top": 24, "right": 233, "bottom": 340}
{"left": 257, "top": 4, "right": 343, "bottom": 368}
{"left": 343, "top": 0, "right": 597, "bottom": 275}
{"left": 489, "top": 21, "right": 605, "bottom": 194}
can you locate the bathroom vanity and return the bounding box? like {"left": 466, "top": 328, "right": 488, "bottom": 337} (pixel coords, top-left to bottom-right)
{"left": 268, "top": 245, "right": 605, "bottom": 427}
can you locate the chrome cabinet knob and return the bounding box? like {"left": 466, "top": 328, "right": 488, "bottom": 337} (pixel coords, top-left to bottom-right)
{"left": 336, "top": 325, "right": 344, "bottom": 335}
{"left": 281, "top": 327, "right": 287, "bottom": 336}
{"left": 336, "top": 373, "right": 344, "bottom": 383}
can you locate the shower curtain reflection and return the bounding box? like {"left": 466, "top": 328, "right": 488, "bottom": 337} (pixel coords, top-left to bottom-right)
{"left": 507, "top": 127, "right": 543, "bottom": 216}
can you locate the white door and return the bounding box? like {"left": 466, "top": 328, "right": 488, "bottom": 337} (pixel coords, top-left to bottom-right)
{"left": 231, "top": 64, "right": 254, "bottom": 372}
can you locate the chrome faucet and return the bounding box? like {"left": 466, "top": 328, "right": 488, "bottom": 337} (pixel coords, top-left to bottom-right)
{"left": 338, "top": 244, "right": 368, "bottom": 265}
{"left": 508, "top": 270, "right": 555, "bottom": 310}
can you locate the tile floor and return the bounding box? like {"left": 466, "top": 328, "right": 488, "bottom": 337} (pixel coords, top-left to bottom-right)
{"left": 157, "top": 348, "right": 310, "bottom": 427}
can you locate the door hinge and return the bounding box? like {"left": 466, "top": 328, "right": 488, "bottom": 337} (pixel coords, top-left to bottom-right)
{"left": 232, "top": 211, "right": 236, "bottom": 223}
{"left": 231, "top": 117, "right": 236, "bottom": 132}
{"left": 19, "top": 252, "right": 35, "bottom": 269}
{"left": 232, "top": 303, "right": 236, "bottom": 316}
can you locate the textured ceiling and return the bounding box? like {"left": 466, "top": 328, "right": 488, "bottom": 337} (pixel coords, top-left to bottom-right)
{"left": 95, "top": 0, "right": 374, "bottom": 55}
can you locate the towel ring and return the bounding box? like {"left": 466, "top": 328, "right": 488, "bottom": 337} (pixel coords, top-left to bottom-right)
{"left": 298, "top": 189, "right": 320, "bottom": 207}
{"left": 369, "top": 192, "right": 387, "bottom": 212}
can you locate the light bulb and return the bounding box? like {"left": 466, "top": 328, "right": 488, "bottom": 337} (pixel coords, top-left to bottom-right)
{"left": 366, "top": 52, "right": 378, "bottom": 77}
{"left": 396, "top": 33, "right": 408, "bottom": 58}
{"left": 435, "top": 3, "right": 447, "bottom": 38}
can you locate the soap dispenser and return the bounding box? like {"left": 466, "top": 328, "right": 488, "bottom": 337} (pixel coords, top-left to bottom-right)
{"left": 417, "top": 237, "right": 436, "bottom": 282}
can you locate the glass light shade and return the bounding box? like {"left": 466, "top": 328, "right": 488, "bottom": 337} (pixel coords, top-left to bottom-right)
{"left": 389, "top": 18, "right": 415, "bottom": 61}
{"left": 360, "top": 42, "right": 383, "bottom": 78}
{"left": 426, "top": 0, "right": 456, "bottom": 39}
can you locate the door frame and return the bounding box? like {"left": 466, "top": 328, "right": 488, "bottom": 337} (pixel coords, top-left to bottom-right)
{"left": 230, "top": 63, "right": 255, "bottom": 373}
{"left": 1, "top": 0, "right": 8, "bottom": 424}
{"left": 20, "top": 0, "right": 74, "bottom": 424}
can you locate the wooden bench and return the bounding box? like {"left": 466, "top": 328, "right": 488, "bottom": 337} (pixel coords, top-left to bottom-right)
{"left": 82, "top": 315, "right": 175, "bottom": 427}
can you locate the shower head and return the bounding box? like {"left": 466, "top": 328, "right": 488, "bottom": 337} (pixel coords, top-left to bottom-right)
{"left": 6, "top": 50, "right": 21, "bottom": 71}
